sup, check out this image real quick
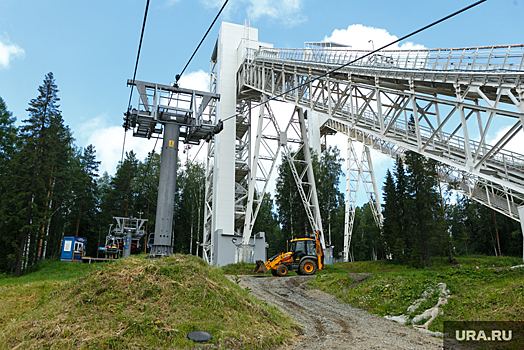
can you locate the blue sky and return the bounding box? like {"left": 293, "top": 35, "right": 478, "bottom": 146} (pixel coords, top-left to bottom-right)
{"left": 0, "top": 0, "right": 523, "bottom": 204}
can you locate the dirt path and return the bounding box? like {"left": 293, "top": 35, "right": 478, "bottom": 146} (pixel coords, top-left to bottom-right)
{"left": 235, "top": 275, "right": 444, "bottom": 350}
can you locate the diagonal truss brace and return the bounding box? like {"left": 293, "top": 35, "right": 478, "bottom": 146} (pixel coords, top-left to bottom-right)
{"left": 241, "top": 105, "right": 326, "bottom": 254}
{"left": 343, "top": 137, "right": 383, "bottom": 262}
{"left": 285, "top": 107, "right": 325, "bottom": 248}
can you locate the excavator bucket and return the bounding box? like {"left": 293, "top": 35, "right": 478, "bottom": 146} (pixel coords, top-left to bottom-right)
{"left": 253, "top": 260, "right": 268, "bottom": 274}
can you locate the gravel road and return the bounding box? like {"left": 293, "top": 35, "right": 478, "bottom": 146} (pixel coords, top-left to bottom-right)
{"left": 235, "top": 275, "right": 444, "bottom": 350}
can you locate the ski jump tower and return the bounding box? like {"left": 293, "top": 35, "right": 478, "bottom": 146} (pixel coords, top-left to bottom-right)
{"left": 203, "top": 23, "right": 276, "bottom": 266}
{"left": 205, "top": 21, "right": 524, "bottom": 265}
{"left": 204, "top": 23, "right": 329, "bottom": 266}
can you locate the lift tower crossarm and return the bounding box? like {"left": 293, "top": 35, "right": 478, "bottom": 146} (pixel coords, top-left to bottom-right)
{"left": 125, "top": 79, "right": 220, "bottom": 257}
{"left": 126, "top": 80, "right": 220, "bottom": 144}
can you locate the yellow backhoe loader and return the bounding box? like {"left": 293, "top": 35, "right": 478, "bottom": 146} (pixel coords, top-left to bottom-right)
{"left": 254, "top": 231, "right": 324, "bottom": 276}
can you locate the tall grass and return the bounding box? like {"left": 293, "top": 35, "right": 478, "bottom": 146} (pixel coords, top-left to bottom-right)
{"left": 0, "top": 255, "right": 299, "bottom": 349}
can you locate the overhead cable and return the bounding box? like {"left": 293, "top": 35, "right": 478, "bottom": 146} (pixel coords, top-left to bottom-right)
{"left": 122, "top": 0, "right": 151, "bottom": 164}
{"left": 176, "top": 0, "right": 229, "bottom": 83}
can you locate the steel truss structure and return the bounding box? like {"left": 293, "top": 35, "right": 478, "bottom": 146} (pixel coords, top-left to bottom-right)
{"left": 236, "top": 45, "right": 524, "bottom": 226}
{"left": 203, "top": 54, "right": 254, "bottom": 263}
{"left": 344, "top": 139, "right": 383, "bottom": 262}
{"left": 240, "top": 102, "right": 325, "bottom": 249}
{"left": 228, "top": 43, "right": 524, "bottom": 263}
{"left": 204, "top": 21, "right": 524, "bottom": 264}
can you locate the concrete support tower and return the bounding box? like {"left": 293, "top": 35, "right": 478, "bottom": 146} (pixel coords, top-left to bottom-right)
{"left": 203, "top": 22, "right": 272, "bottom": 266}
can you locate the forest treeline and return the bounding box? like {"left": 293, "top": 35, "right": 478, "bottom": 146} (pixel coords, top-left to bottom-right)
{"left": 0, "top": 73, "right": 522, "bottom": 276}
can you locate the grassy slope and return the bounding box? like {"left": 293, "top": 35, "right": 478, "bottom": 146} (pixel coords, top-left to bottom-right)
{"left": 0, "top": 255, "right": 299, "bottom": 349}
{"left": 0, "top": 260, "right": 100, "bottom": 330}
{"left": 307, "top": 255, "right": 524, "bottom": 333}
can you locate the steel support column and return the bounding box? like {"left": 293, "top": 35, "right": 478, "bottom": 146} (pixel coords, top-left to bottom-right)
{"left": 151, "top": 123, "right": 180, "bottom": 256}
{"left": 518, "top": 205, "right": 524, "bottom": 261}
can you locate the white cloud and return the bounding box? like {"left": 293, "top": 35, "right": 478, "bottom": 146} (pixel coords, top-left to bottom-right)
{"left": 165, "top": 0, "right": 182, "bottom": 6}
{"left": 323, "top": 24, "right": 426, "bottom": 51}
{"left": 84, "top": 118, "right": 159, "bottom": 176}
{"left": 246, "top": 0, "right": 306, "bottom": 25}
{"left": 488, "top": 125, "right": 524, "bottom": 155}
{"left": 178, "top": 69, "right": 209, "bottom": 91}
{"left": 200, "top": 0, "right": 306, "bottom": 25}
{"left": 0, "top": 36, "right": 25, "bottom": 68}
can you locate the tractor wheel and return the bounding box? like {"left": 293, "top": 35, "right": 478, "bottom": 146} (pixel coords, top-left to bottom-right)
{"left": 276, "top": 264, "right": 289, "bottom": 277}
{"left": 299, "top": 259, "right": 317, "bottom": 275}
{"left": 271, "top": 269, "right": 278, "bottom": 276}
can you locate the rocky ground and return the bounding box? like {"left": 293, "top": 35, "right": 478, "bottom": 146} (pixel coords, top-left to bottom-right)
{"left": 235, "top": 275, "right": 446, "bottom": 350}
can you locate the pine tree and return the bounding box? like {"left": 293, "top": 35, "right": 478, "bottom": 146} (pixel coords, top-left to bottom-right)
{"left": 1, "top": 72, "right": 73, "bottom": 275}
{"left": 394, "top": 156, "right": 411, "bottom": 263}
{"left": 101, "top": 151, "right": 139, "bottom": 223}
{"left": 275, "top": 151, "right": 309, "bottom": 240}
{"left": 0, "top": 96, "right": 17, "bottom": 194}
{"left": 275, "top": 146, "right": 344, "bottom": 253}
{"left": 252, "top": 192, "right": 282, "bottom": 257}
{"left": 173, "top": 161, "right": 205, "bottom": 254}
{"left": 0, "top": 97, "right": 18, "bottom": 272}
{"left": 133, "top": 151, "right": 160, "bottom": 252}
{"left": 316, "top": 146, "right": 344, "bottom": 246}
{"left": 403, "top": 151, "right": 444, "bottom": 268}
{"left": 73, "top": 145, "right": 101, "bottom": 257}
{"left": 382, "top": 169, "right": 399, "bottom": 261}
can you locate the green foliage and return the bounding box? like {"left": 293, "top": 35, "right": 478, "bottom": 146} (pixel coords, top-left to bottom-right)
{"left": 309, "top": 256, "right": 524, "bottom": 333}
{"left": 100, "top": 150, "right": 139, "bottom": 219}
{"left": 252, "top": 193, "right": 283, "bottom": 258}
{"left": 0, "top": 96, "right": 17, "bottom": 193}
{"left": 72, "top": 145, "right": 101, "bottom": 257}
{"left": 349, "top": 204, "right": 383, "bottom": 261}
{"left": 381, "top": 152, "right": 446, "bottom": 267}
{"left": 173, "top": 161, "right": 205, "bottom": 254}
{"left": 0, "top": 73, "right": 76, "bottom": 276}
{"left": 447, "top": 195, "right": 522, "bottom": 258}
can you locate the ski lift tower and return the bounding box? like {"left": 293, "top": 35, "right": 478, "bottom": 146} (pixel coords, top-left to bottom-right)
{"left": 125, "top": 80, "right": 220, "bottom": 256}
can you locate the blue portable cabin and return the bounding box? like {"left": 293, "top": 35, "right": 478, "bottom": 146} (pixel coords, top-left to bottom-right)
{"left": 61, "top": 237, "right": 86, "bottom": 261}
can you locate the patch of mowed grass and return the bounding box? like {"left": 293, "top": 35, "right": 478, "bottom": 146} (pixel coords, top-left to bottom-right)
{"left": 308, "top": 256, "right": 524, "bottom": 334}
{"left": 334, "top": 255, "right": 522, "bottom": 274}
{"left": 219, "top": 262, "right": 300, "bottom": 276}
{"left": 0, "top": 260, "right": 103, "bottom": 329}
{"left": 220, "top": 262, "right": 259, "bottom": 275}
{"left": 436, "top": 267, "right": 524, "bottom": 325}
{"left": 0, "top": 254, "right": 299, "bottom": 349}
{"left": 0, "top": 259, "right": 103, "bottom": 285}
{"left": 312, "top": 270, "right": 439, "bottom": 317}
{"left": 334, "top": 260, "right": 416, "bottom": 273}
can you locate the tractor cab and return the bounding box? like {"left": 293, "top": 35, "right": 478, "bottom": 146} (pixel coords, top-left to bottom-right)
{"left": 289, "top": 238, "right": 316, "bottom": 262}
